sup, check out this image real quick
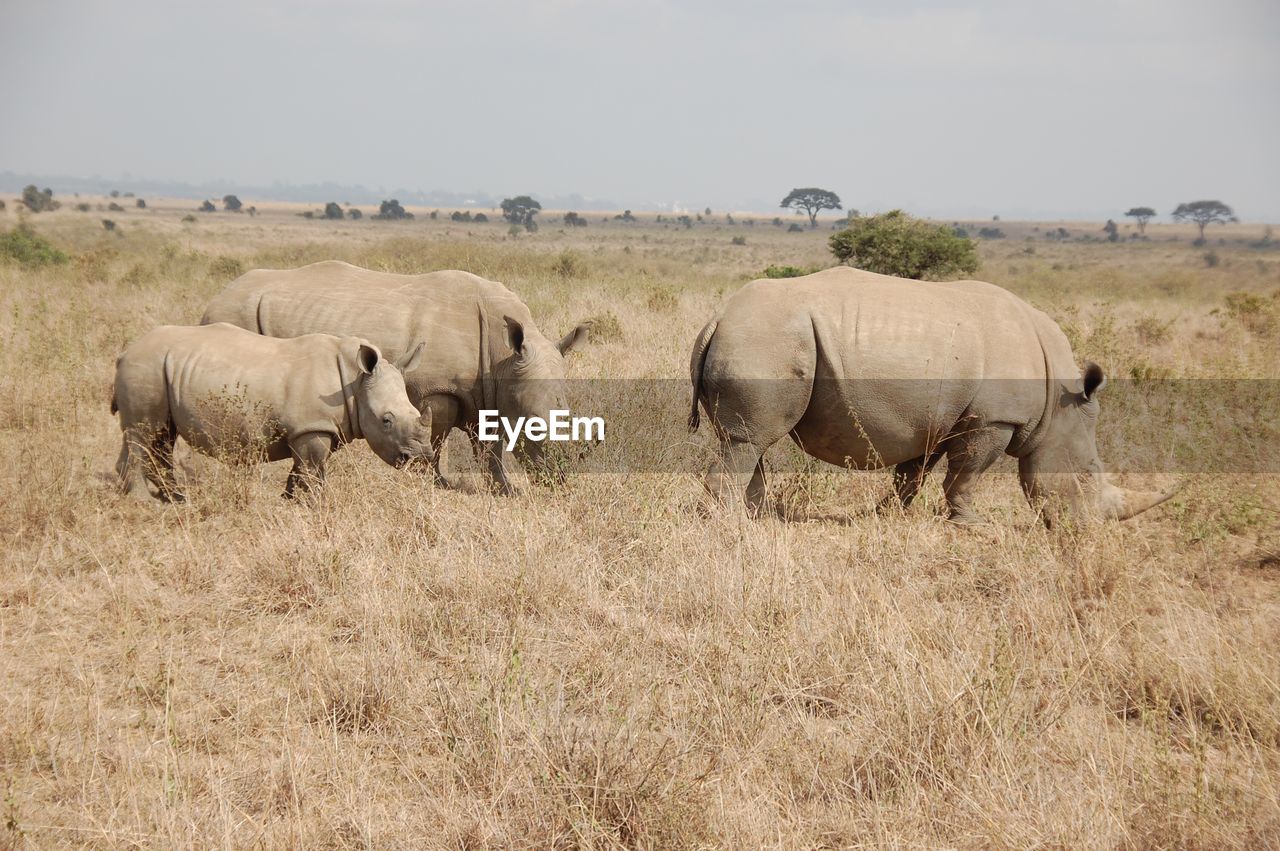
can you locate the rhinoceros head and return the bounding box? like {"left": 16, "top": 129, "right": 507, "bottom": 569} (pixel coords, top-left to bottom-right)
{"left": 1017, "top": 362, "right": 1179, "bottom": 525}
{"left": 353, "top": 342, "right": 435, "bottom": 468}
{"left": 495, "top": 315, "right": 592, "bottom": 480}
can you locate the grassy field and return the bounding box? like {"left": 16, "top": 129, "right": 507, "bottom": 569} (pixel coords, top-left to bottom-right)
{"left": 2, "top": 198, "right": 1279, "bottom": 848}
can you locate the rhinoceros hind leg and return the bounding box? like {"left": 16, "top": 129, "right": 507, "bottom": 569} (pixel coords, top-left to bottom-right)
{"left": 284, "top": 432, "right": 333, "bottom": 499}
{"left": 941, "top": 426, "right": 1013, "bottom": 524}
{"left": 705, "top": 438, "right": 768, "bottom": 515}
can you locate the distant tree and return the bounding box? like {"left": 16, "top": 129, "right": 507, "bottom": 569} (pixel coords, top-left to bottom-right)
{"left": 1172, "top": 200, "right": 1236, "bottom": 243}
{"left": 829, "top": 209, "right": 979, "bottom": 280}
{"left": 21, "top": 185, "right": 58, "bottom": 213}
{"left": 1124, "top": 206, "right": 1155, "bottom": 234}
{"left": 704, "top": 207, "right": 712, "bottom": 217}
{"left": 135, "top": 198, "right": 146, "bottom": 209}
{"left": 780, "top": 187, "right": 841, "bottom": 228}
{"left": 451, "top": 210, "right": 472, "bottom": 222}
{"left": 1103, "top": 219, "right": 1119, "bottom": 242}
{"left": 199, "top": 200, "right": 216, "bottom": 213}
{"left": 500, "top": 196, "right": 541, "bottom": 231}
{"left": 222, "top": 194, "right": 243, "bottom": 213}
{"left": 615, "top": 209, "right": 636, "bottom": 222}
{"left": 108, "top": 202, "right": 124, "bottom": 212}
{"left": 473, "top": 212, "right": 488, "bottom": 223}
{"left": 0, "top": 200, "right": 5, "bottom": 211}
{"left": 347, "top": 208, "right": 363, "bottom": 220}
{"left": 563, "top": 211, "right": 588, "bottom": 227}
{"left": 678, "top": 215, "right": 693, "bottom": 229}
{"left": 323, "top": 201, "right": 344, "bottom": 220}
{"left": 110, "top": 190, "right": 120, "bottom": 198}
{"left": 123, "top": 191, "right": 134, "bottom": 197}
{"left": 977, "top": 226, "right": 1006, "bottom": 239}
{"left": 429, "top": 210, "right": 438, "bottom": 220}
{"left": 373, "top": 199, "right": 413, "bottom": 220}
{"left": 101, "top": 219, "right": 116, "bottom": 231}
{"left": 75, "top": 202, "right": 92, "bottom": 212}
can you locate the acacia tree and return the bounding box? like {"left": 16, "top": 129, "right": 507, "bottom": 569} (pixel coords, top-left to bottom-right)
{"left": 1124, "top": 206, "right": 1155, "bottom": 234}
{"left": 1172, "top": 200, "right": 1235, "bottom": 242}
{"left": 501, "top": 195, "right": 541, "bottom": 232}
{"left": 780, "top": 187, "right": 841, "bottom": 228}
{"left": 222, "top": 194, "right": 243, "bottom": 212}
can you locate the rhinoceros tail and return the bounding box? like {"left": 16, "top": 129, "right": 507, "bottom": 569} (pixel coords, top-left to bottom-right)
{"left": 688, "top": 318, "right": 718, "bottom": 433}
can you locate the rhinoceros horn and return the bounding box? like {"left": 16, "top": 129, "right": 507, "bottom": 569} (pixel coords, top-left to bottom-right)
{"left": 1100, "top": 478, "right": 1185, "bottom": 520}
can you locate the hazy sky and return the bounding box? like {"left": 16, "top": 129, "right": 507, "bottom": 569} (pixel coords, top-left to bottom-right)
{"left": 3, "top": 0, "right": 1277, "bottom": 219}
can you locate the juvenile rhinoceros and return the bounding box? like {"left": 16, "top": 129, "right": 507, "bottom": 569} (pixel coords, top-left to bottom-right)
{"left": 201, "top": 261, "right": 592, "bottom": 493}
{"left": 689, "top": 267, "right": 1178, "bottom": 525}
{"left": 111, "top": 322, "right": 432, "bottom": 501}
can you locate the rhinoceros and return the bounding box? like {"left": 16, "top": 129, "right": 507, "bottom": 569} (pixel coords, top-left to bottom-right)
{"left": 688, "top": 267, "right": 1178, "bottom": 525}
{"left": 201, "top": 261, "right": 591, "bottom": 493}
{"left": 111, "top": 322, "right": 433, "bottom": 501}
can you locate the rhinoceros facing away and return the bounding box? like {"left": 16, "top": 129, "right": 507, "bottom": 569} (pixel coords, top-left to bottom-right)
{"left": 112, "top": 323, "right": 432, "bottom": 501}
{"left": 689, "top": 267, "right": 1178, "bottom": 525}
{"left": 201, "top": 261, "right": 591, "bottom": 493}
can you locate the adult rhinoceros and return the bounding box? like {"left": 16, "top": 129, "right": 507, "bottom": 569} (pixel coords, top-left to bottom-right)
{"left": 688, "top": 267, "right": 1178, "bottom": 525}
{"left": 202, "top": 261, "right": 591, "bottom": 493}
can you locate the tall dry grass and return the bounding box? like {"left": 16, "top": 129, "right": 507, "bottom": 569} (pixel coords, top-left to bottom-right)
{"left": 1, "top": 203, "right": 1278, "bottom": 847}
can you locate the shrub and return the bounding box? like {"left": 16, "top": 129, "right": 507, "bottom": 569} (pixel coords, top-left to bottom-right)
{"left": 182, "top": 214, "right": 197, "bottom": 223}
{"left": 473, "top": 212, "right": 488, "bottom": 223}
{"left": 222, "top": 194, "right": 243, "bottom": 212}
{"left": 829, "top": 209, "right": 979, "bottom": 280}
{"left": 730, "top": 235, "right": 747, "bottom": 245}
{"left": 585, "top": 311, "right": 623, "bottom": 342}
{"left": 21, "top": 185, "right": 58, "bottom": 213}
{"left": 373, "top": 199, "right": 413, "bottom": 220}
{"left": 977, "top": 226, "right": 1006, "bottom": 239}
{"left": 108, "top": 202, "right": 124, "bottom": 212}
{"left": 135, "top": 198, "right": 146, "bottom": 209}
{"left": 429, "top": 210, "right": 438, "bottom": 220}
{"left": 323, "top": 202, "right": 343, "bottom": 220}
{"left": 75, "top": 202, "right": 92, "bottom": 212}
{"left": 1203, "top": 251, "right": 1220, "bottom": 268}
{"left": 347, "top": 208, "right": 363, "bottom": 220}
{"left": 199, "top": 200, "right": 216, "bottom": 213}
{"left": 551, "top": 249, "right": 585, "bottom": 278}
{"left": 615, "top": 210, "right": 636, "bottom": 222}
{"left": 101, "top": 219, "right": 116, "bottom": 231}
{"left": 564, "top": 211, "right": 588, "bottom": 227}
{"left": 209, "top": 256, "right": 246, "bottom": 281}
{"left": 762, "top": 264, "right": 818, "bottom": 279}
{"left": 787, "top": 223, "right": 804, "bottom": 232}
{"left": 0, "top": 223, "right": 69, "bottom": 267}
{"left": 646, "top": 286, "right": 678, "bottom": 312}
{"left": 451, "top": 211, "right": 472, "bottom": 222}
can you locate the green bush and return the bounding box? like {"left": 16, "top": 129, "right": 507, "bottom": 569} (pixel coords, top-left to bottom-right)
{"left": 0, "top": 223, "right": 69, "bottom": 267}
{"left": 828, "top": 209, "right": 979, "bottom": 280}
{"left": 762, "top": 264, "right": 819, "bottom": 279}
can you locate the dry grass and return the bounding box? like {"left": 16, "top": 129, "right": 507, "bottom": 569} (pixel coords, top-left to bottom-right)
{"left": 1, "top": 200, "right": 1279, "bottom": 847}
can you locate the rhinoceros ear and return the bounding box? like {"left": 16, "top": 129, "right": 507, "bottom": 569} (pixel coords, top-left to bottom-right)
{"left": 395, "top": 342, "right": 426, "bottom": 374}
{"left": 503, "top": 316, "right": 526, "bottom": 357}
{"left": 557, "top": 321, "right": 592, "bottom": 355}
{"left": 356, "top": 343, "right": 381, "bottom": 375}
{"left": 1082, "top": 362, "right": 1106, "bottom": 400}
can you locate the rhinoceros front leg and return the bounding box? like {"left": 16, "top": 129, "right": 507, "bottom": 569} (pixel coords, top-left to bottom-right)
{"left": 284, "top": 432, "right": 333, "bottom": 499}
{"left": 941, "top": 425, "right": 1014, "bottom": 525}
{"left": 422, "top": 394, "right": 461, "bottom": 488}
{"left": 879, "top": 451, "right": 945, "bottom": 514}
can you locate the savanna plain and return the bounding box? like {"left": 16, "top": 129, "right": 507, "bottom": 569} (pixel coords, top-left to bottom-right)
{"left": 1, "top": 199, "right": 1279, "bottom": 848}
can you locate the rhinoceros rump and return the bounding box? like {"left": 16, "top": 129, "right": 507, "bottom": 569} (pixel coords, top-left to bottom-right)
{"left": 689, "top": 267, "right": 1178, "bottom": 525}
{"left": 111, "top": 323, "right": 433, "bottom": 501}
{"left": 201, "top": 261, "right": 591, "bottom": 493}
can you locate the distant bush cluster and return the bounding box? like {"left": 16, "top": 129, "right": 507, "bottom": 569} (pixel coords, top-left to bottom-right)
{"left": 563, "top": 211, "right": 588, "bottom": 228}
{"left": 21, "top": 185, "right": 59, "bottom": 213}
{"left": 373, "top": 199, "right": 413, "bottom": 220}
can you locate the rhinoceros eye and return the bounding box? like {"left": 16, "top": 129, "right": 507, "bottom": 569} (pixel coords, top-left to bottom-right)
{"left": 382, "top": 413, "right": 395, "bottom": 431}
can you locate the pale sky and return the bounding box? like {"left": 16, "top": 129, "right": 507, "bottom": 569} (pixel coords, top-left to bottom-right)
{"left": 2, "top": 0, "right": 1277, "bottom": 219}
